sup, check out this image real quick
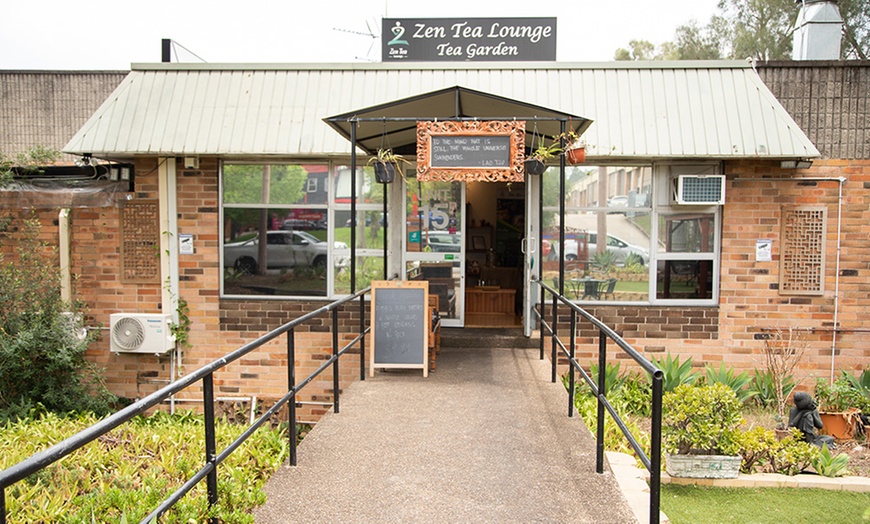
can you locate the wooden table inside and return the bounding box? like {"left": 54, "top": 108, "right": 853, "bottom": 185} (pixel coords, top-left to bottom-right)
{"left": 465, "top": 287, "right": 518, "bottom": 327}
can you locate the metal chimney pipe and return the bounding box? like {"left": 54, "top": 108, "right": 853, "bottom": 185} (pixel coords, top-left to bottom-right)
{"left": 793, "top": 0, "right": 843, "bottom": 60}
{"left": 162, "top": 39, "right": 172, "bottom": 63}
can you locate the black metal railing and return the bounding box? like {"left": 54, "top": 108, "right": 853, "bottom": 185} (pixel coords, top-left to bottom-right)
{"left": 534, "top": 278, "right": 663, "bottom": 524}
{"left": 0, "top": 287, "right": 371, "bottom": 524}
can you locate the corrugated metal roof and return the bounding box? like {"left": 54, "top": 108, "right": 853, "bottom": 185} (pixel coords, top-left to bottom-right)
{"left": 64, "top": 61, "right": 819, "bottom": 161}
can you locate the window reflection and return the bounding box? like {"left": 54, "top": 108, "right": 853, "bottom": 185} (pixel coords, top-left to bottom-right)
{"left": 656, "top": 260, "right": 714, "bottom": 299}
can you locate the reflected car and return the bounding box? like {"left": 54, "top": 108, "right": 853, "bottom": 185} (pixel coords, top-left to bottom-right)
{"left": 549, "top": 232, "right": 649, "bottom": 266}
{"left": 606, "top": 195, "right": 628, "bottom": 214}
{"left": 425, "top": 231, "right": 461, "bottom": 252}
{"left": 224, "top": 230, "right": 348, "bottom": 274}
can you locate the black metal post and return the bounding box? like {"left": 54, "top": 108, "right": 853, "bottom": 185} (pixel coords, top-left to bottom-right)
{"left": 350, "top": 121, "right": 357, "bottom": 293}
{"left": 287, "top": 328, "right": 297, "bottom": 467}
{"left": 332, "top": 309, "right": 340, "bottom": 414}
{"left": 161, "top": 39, "right": 171, "bottom": 63}
{"left": 551, "top": 292, "right": 557, "bottom": 383}
{"left": 649, "top": 373, "right": 664, "bottom": 524}
{"left": 202, "top": 374, "right": 218, "bottom": 520}
{"left": 383, "top": 180, "right": 388, "bottom": 279}
{"left": 568, "top": 309, "right": 576, "bottom": 417}
{"left": 538, "top": 139, "right": 545, "bottom": 360}
{"left": 558, "top": 120, "right": 566, "bottom": 300}
{"left": 596, "top": 331, "right": 607, "bottom": 474}
{"left": 359, "top": 294, "right": 366, "bottom": 381}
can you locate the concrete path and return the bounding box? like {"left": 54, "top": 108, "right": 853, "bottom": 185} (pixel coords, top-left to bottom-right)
{"left": 255, "top": 345, "right": 637, "bottom": 523}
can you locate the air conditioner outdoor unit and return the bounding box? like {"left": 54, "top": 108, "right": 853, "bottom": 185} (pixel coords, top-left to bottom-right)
{"left": 110, "top": 313, "right": 175, "bottom": 355}
{"left": 673, "top": 175, "right": 726, "bottom": 205}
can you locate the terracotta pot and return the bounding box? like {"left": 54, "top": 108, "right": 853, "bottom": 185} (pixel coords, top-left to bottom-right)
{"left": 566, "top": 146, "right": 586, "bottom": 164}
{"left": 819, "top": 411, "right": 857, "bottom": 440}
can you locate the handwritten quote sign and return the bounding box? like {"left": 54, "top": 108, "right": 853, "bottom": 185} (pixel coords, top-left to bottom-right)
{"left": 430, "top": 135, "right": 511, "bottom": 169}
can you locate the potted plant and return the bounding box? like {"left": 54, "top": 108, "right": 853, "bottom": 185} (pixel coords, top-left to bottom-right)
{"left": 662, "top": 383, "right": 744, "bottom": 479}
{"left": 368, "top": 148, "right": 409, "bottom": 183}
{"left": 813, "top": 377, "right": 864, "bottom": 440}
{"left": 523, "top": 140, "right": 561, "bottom": 176}
{"left": 554, "top": 129, "right": 586, "bottom": 164}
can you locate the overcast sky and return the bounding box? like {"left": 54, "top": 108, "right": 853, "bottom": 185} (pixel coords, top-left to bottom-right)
{"left": 1, "top": 0, "right": 721, "bottom": 69}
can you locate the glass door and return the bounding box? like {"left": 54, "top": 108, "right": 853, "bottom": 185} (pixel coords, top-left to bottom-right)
{"left": 523, "top": 174, "right": 540, "bottom": 336}
{"left": 404, "top": 180, "right": 465, "bottom": 327}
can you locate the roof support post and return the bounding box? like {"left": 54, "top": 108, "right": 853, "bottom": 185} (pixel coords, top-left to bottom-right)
{"left": 558, "top": 120, "right": 566, "bottom": 295}
{"left": 350, "top": 121, "right": 357, "bottom": 293}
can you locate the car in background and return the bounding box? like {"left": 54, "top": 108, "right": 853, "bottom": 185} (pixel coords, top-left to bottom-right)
{"left": 224, "top": 230, "right": 348, "bottom": 274}
{"left": 425, "top": 230, "right": 461, "bottom": 252}
{"left": 607, "top": 195, "right": 628, "bottom": 213}
{"left": 547, "top": 232, "right": 649, "bottom": 266}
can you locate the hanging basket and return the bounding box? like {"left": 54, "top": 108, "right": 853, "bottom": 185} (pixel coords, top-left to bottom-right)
{"left": 373, "top": 161, "right": 396, "bottom": 183}
{"left": 566, "top": 146, "right": 586, "bottom": 165}
{"left": 524, "top": 158, "right": 546, "bottom": 176}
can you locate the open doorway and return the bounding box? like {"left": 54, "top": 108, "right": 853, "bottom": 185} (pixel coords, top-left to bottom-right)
{"left": 465, "top": 181, "right": 524, "bottom": 327}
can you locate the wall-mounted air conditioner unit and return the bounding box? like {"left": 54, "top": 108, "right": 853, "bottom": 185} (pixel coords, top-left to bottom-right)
{"left": 673, "top": 175, "right": 726, "bottom": 205}
{"left": 110, "top": 313, "right": 175, "bottom": 355}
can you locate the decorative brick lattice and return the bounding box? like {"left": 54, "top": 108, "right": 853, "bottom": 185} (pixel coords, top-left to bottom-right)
{"left": 120, "top": 200, "right": 160, "bottom": 283}
{"left": 779, "top": 206, "right": 826, "bottom": 295}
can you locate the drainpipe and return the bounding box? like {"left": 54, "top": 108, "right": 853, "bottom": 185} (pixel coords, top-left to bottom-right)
{"left": 58, "top": 208, "right": 72, "bottom": 303}
{"left": 159, "top": 158, "right": 181, "bottom": 411}
{"left": 742, "top": 175, "right": 845, "bottom": 382}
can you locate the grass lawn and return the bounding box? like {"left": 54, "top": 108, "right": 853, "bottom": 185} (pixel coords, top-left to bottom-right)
{"left": 662, "top": 484, "right": 870, "bottom": 524}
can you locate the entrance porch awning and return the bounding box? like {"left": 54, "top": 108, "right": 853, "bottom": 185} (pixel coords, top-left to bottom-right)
{"left": 324, "top": 85, "right": 592, "bottom": 158}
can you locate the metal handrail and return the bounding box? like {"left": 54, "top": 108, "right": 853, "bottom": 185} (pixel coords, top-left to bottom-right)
{"left": 0, "top": 287, "right": 372, "bottom": 524}
{"left": 533, "top": 278, "right": 663, "bottom": 524}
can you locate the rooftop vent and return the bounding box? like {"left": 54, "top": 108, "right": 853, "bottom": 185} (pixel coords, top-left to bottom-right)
{"left": 793, "top": 0, "right": 844, "bottom": 60}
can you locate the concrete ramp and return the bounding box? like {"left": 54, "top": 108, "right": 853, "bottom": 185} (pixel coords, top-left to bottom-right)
{"left": 255, "top": 344, "right": 637, "bottom": 523}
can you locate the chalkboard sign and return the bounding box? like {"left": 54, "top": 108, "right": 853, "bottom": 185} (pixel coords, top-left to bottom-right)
{"left": 371, "top": 280, "right": 429, "bottom": 377}
{"left": 430, "top": 135, "right": 511, "bottom": 169}
{"left": 416, "top": 120, "right": 525, "bottom": 183}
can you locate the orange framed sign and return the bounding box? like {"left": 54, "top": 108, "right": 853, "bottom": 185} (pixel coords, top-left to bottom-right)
{"left": 415, "top": 120, "right": 525, "bottom": 182}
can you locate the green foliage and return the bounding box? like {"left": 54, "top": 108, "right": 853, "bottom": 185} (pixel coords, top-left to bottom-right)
{"left": 572, "top": 391, "right": 651, "bottom": 460}
{"left": 0, "top": 410, "right": 290, "bottom": 523}
{"left": 0, "top": 146, "right": 62, "bottom": 187}
{"left": 663, "top": 383, "right": 743, "bottom": 455}
{"left": 703, "top": 362, "right": 756, "bottom": 404}
{"left": 814, "top": 377, "right": 869, "bottom": 413}
{"left": 812, "top": 443, "right": 850, "bottom": 478}
{"left": 0, "top": 218, "right": 116, "bottom": 421}
{"left": 734, "top": 426, "right": 819, "bottom": 476}
{"left": 622, "top": 252, "right": 645, "bottom": 271}
{"left": 650, "top": 353, "right": 699, "bottom": 393}
{"left": 840, "top": 369, "right": 870, "bottom": 411}
{"left": 748, "top": 368, "right": 796, "bottom": 409}
{"left": 590, "top": 249, "right": 617, "bottom": 272}
{"left": 222, "top": 164, "right": 307, "bottom": 206}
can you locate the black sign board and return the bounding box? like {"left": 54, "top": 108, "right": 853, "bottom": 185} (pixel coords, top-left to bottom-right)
{"left": 371, "top": 281, "right": 429, "bottom": 377}
{"left": 430, "top": 135, "right": 511, "bottom": 169}
{"left": 382, "top": 18, "right": 557, "bottom": 62}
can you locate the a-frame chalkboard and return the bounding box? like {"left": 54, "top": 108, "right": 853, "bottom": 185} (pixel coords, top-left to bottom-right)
{"left": 370, "top": 280, "right": 429, "bottom": 377}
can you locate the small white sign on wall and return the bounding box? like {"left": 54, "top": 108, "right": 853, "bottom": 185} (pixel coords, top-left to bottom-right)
{"left": 756, "top": 239, "right": 772, "bottom": 262}
{"left": 179, "top": 234, "right": 194, "bottom": 255}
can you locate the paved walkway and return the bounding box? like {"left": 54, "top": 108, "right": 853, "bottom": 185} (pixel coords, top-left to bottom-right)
{"left": 255, "top": 344, "right": 638, "bottom": 523}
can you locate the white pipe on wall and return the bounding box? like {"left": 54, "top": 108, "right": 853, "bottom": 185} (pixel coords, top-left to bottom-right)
{"left": 158, "top": 158, "right": 181, "bottom": 412}
{"left": 58, "top": 208, "right": 72, "bottom": 303}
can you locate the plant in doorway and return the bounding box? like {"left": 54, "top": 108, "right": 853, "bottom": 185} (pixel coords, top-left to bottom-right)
{"left": 524, "top": 139, "right": 561, "bottom": 176}
{"left": 368, "top": 148, "right": 410, "bottom": 183}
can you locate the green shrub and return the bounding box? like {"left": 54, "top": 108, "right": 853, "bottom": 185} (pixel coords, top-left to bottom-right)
{"left": 734, "top": 426, "right": 820, "bottom": 476}
{"left": 0, "top": 410, "right": 290, "bottom": 522}
{"left": 814, "top": 377, "right": 868, "bottom": 412}
{"left": 590, "top": 249, "right": 618, "bottom": 271}
{"left": 748, "top": 369, "right": 795, "bottom": 409}
{"left": 811, "top": 443, "right": 850, "bottom": 477}
{"left": 0, "top": 218, "right": 116, "bottom": 421}
{"left": 650, "top": 353, "right": 699, "bottom": 393}
{"left": 662, "top": 383, "right": 743, "bottom": 455}
{"left": 703, "top": 362, "right": 756, "bottom": 404}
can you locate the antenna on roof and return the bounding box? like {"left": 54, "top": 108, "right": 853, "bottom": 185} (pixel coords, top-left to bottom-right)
{"left": 333, "top": 18, "right": 381, "bottom": 62}
{"left": 160, "top": 39, "right": 208, "bottom": 63}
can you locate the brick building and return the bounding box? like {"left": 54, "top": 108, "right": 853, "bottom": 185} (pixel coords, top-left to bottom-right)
{"left": 2, "top": 60, "right": 867, "bottom": 419}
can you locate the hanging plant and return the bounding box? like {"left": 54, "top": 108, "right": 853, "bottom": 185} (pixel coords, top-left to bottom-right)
{"left": 368, "top": 148, "right": 410, "bottom": 183}
{"left": 524, "top": 127, "right": 560, "bottom": 176}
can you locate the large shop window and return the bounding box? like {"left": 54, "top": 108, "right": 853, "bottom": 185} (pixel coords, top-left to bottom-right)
{"left": 221, "top": 163, "right": 345, "bottom": 298}
{"left": 541, "top": 164, "right": 719, "bottom": 304}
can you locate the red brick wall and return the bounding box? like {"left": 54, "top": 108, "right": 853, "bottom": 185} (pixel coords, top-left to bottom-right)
{"left": 5, "top": 157, "right": 868, "bottom": 419}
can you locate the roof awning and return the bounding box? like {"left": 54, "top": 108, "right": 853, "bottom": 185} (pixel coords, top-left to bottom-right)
{"left": 324, "top": 85, "right": 592, "bottom": 157}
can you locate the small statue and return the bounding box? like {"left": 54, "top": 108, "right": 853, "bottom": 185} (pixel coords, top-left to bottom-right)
{"left": 788, "top": 392, "right": 836, "bottom": 449}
